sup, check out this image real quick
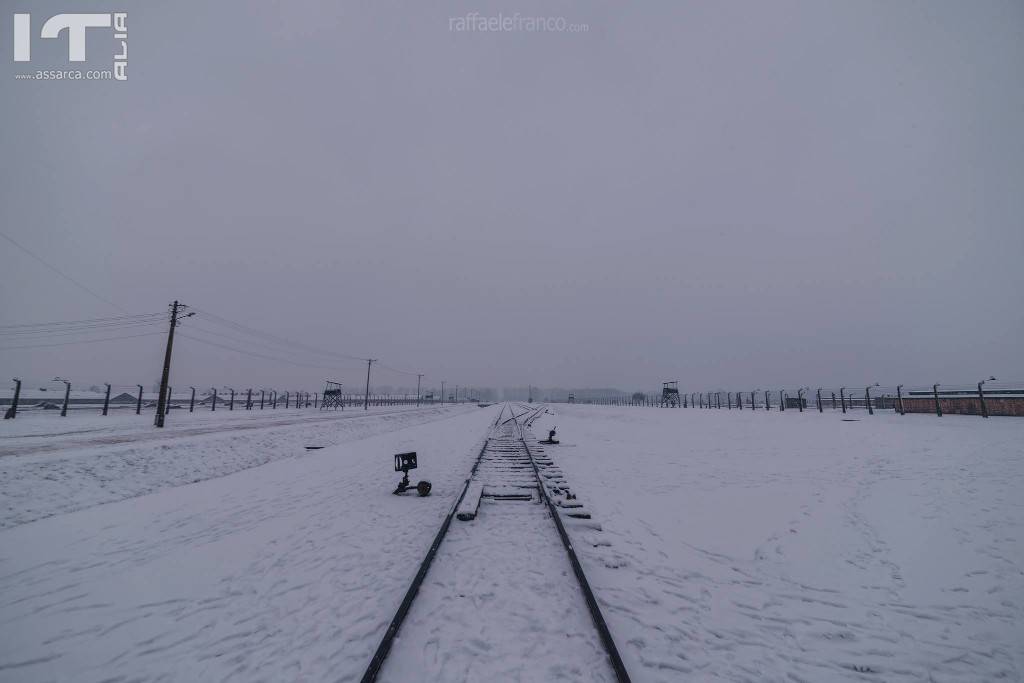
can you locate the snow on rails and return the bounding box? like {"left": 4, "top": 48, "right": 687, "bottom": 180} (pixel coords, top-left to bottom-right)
{"left": 360, "top": 402, "right": 631, "bottom": 682}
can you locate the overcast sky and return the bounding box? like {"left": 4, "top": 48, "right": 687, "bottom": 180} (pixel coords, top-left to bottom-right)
{"left": 2, "top": 0, "right": 1022, "bottom": 395}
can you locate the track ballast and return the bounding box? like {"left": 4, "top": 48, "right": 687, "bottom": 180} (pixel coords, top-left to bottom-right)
{"left": 360, "top": 403, "right": 630, "bottom": 682}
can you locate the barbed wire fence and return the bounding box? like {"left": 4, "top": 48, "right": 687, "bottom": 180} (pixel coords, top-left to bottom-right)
{"left": 552, "top": 379, "right": 1024, "bottom": 418}
{"left": 0, "top": 307, "right": 476, "bottom": 421}
{"left": 3, "top": 312, "right": 1020, "bottom": 421}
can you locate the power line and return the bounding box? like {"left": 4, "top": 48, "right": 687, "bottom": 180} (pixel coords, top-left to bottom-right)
{"left": 0, "top": 305, "right": 429, "bottom": 386}
{"left": 193, "top": 308, "right": 370, "bottom": 363}
{"left": 185, "top": 321, "right": 368, "bottom": 369}
{"left": 0, "top": 320, "right": 165, "bottom": 338}
{"left": 192, "top": 310, "right": 425, "bottom": 379}
{"left": 180, "top": 328, "right": 426, "bottom": 392}
{"left": 376, "top": 362, "right": 421, "bottom": 378}
{"left": 0, "top": 313, "right": 163, "bottom": 330}
{"left": 0, "top": 331, "right": 164, "bottom": 351}
{"left": 177, "top": 331, "right": 368, "bottom": 374}
{"left": 0, "top": 231, "right": 127, "bottom": 312}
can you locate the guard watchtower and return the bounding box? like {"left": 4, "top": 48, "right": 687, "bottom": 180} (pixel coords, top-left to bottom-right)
{"left": 321, "top": 380, "right": 344, "bottom": 411}
{"left": 662, "top": 381, "right": 680, "bottom": 407}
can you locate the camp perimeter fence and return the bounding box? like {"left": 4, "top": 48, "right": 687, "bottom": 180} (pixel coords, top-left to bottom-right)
{"left": 1, "top": 381, "right": 463, "bottom": 420}
{"left": 1, "top": 306, "right": 475, "bottom": 423}
{"left": 554, "top": 380, "right": 1024, "bottom": 418}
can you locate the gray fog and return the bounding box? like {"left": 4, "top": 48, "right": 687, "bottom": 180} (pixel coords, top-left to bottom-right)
{"left": 2, "top": 0, "right": 1022, "bottom": 395}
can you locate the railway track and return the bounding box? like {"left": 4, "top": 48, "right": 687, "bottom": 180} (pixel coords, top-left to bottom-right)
{"left": 360, "top": 402, "right": 630, "bottom": 682}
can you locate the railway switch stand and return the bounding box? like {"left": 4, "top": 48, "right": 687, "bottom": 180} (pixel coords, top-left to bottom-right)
{"left": 392, "top": 451, "right": 432, "bottom": 496}
{"left": 540, "top": 427, "right": 559, "bottom": 445}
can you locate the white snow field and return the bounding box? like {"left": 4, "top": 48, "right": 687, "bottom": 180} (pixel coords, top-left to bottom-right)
{"left": 379, "top": 413, "right": 615, "bottom": 682}
{"left": 0, "top": 404, "right": 471, "bottom": 528}
{"left": 0, "top": 405, "right": 495, "bottom": 682}
{"left": 0, "top": 402, "right": 1021, "bottom": 682}
{"left": 531, "top": 406, "right": 1024, "bottom": 682}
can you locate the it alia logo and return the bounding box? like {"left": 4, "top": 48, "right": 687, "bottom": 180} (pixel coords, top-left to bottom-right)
{"left": 13, "top": 13, "right": 127, "bottom": 80}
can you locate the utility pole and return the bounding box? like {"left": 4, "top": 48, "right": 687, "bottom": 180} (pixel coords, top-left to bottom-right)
{"left": 5, "top": 378, "right": 21, "bottom": 420}
{"left": 364, "top": 359, "right": 376, "bottom": 410}
{"left": 978, "top": 377, "right": 995, "bottom": 418}
{"left": 155, "top": 301, "right": 193, "bottom": 428}
{"left": 416, "top": 374, "right": 423, "bottom": 407}
{"left": 56, "top": 378, "right": 70, "bottom": 417}
{"left": 136, "top": 385, "right": 143, "bottom": 415}
{"left": 102, "top": 383, "right": 111, "bottom": 416}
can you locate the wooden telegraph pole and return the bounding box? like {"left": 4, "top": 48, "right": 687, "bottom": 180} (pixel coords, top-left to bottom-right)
{"left": 3, "top": 378, "right": 21, "bottom": 420}
{"left": 364, "top": 359, "right": 376, "bottom": 410}
{"left": 155, "top": 301, "right": 193, "bottom": 428}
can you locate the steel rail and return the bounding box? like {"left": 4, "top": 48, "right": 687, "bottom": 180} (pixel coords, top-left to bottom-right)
{"left": 358, "top": 406, "right": 501, "bottom": 683}
{"left": 513, "top": 412, "right": 633, "bottom": 683}
{"left": 360, "top": 402, "right": 631, "bottom": 683}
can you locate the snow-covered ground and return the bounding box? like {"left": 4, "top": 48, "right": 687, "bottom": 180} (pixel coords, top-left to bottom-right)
{"left": 1, "top": 403, "right": 1021, "bottom": 682}
{"left": 0, "top": 405, "right": 498, "bottom": 682}
{"left": 532, "top": 405, "right": 1024, "bottom": 682}
{"left": 379, "top": 414, "right": 615, "bottom": 682}
{"left": 0, "top": 405, "right": 473, "bottom": 527}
